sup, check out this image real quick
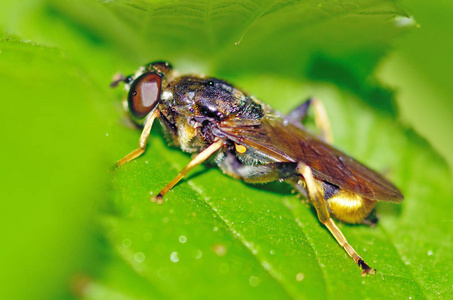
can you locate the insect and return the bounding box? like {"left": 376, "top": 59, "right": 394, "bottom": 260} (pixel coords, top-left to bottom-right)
{"left": 112, "top": 61, "right": 404, "bottom": 275}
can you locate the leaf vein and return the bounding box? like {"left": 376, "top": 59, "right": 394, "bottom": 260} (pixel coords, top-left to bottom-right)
{"left": 185, "top": 180, "right": 297, "bottom": 299}
{"left": 289, "top": 210, "right": 329, "bottom": 298}
{"left": 379, "top": 225, "right": 428, "bottom": 299}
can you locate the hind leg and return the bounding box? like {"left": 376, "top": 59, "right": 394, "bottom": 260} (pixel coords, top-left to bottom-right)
{"left": 296, "top": 162, "right": 375, "bottom": 275}
{"left": 286, "top": 98, "right": 333, "bottom": 144}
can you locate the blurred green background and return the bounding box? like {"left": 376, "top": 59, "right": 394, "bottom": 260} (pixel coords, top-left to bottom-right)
{"left": 378, "top": 0, "right": 453, "bottom": 172}
{"left": 0, "top": 1, "right": 452, "bottom": 299}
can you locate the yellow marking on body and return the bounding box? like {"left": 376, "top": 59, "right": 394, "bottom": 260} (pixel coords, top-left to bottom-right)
{"left": 235, "top": 143, "right": 247, "bottom": 153}
{"left": 177, "top": 120, "right": 198, "bottom": 151}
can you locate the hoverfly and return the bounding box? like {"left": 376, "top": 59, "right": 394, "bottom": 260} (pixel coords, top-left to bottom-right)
{"left": 112, "top": 61, "right": 404, "bottom": 275}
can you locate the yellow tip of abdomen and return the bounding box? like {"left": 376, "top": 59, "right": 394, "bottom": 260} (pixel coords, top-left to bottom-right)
{"left": 327, "top": 190, "right": 376, "bottom": 224}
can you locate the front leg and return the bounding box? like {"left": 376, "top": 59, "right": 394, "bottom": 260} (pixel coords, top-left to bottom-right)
{"left": 117, "top": 110, "right": 160, "bottom": 167}
{"left": 296, "top": 162, "right": 375, "bottom": 275}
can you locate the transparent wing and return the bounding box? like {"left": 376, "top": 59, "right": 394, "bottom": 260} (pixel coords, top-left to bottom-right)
{"left": 217, "top": 117, "right": 403, "bottom": 202}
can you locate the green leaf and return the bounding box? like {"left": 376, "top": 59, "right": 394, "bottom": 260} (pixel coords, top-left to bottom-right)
{"left": 0, "top": 36, "right": 108, "bottom": 299}
{"left": 2, "top": 1, "right": 451, "bottom": 300}
{"left": 105, "top": 78, "right": 452, "bottom": 300}
{"left": 1, "top": 0, "right": 412, "bottom": 87}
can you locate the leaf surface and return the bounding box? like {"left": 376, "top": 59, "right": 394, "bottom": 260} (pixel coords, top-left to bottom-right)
{"left": 1, "top": 1, "right": 451, "bottom": 300}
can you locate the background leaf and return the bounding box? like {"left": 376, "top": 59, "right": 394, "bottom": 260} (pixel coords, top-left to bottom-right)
{"left": 0, "top": 0, "right": 451, "bottom": 299}
{"left": 0, "top": 35, "right": 107, "bottom": 299}
{"left": 377, "top": 0, "right": 453, "bottom": 173}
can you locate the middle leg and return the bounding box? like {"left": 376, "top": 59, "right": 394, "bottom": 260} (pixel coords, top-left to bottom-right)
{"left": 152, "top": 139, "right": 225, "bottom": 204}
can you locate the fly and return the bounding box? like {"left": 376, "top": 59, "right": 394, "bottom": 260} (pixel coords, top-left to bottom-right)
{"left": 112, "top": 61, "right": 404, "bottom": 275}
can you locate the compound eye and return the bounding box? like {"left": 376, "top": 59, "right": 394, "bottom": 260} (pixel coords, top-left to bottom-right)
{"left": 128, "top": 72, "right": 162, "bottom": 119}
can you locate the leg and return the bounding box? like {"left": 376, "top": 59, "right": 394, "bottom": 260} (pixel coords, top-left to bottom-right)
{"left": 362, "top": 209, "right": 379, "bottom": 227}
{"left": 286, "top": 98, "right": 333, "bottom": 144}
{"left": 117, "top": 109, "right": 160, "bottom": 167}
{"left": 297, "top": 162, "right": 375, "bottom": 275}
{"left": 152, "top": 139, "right": 225, "bottom": 204}
{"left": 286, "top": 99, "right": 311, "bottom": 125}
{"left": 311, "top": 98, "right": 333, "bottom": 144}
{"left": 218, "top": 152, "right": 297, "bottom": 183}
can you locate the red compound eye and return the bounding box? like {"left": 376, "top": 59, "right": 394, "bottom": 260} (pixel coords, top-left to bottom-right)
{"left": 128, "top": 72, "right": 162, "bottom": 119}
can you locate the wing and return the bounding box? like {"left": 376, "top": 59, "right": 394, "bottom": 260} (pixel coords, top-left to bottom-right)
{"left": 217, "top": 116, "right": 403, "bottom": 202}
